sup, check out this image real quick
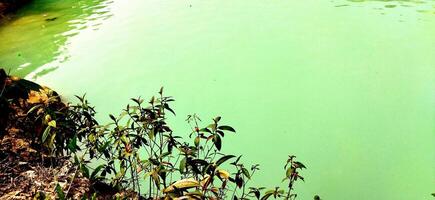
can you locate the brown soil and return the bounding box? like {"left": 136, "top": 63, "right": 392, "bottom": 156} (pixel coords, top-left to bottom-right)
{"left": 0, "top": 69, "right": 140, "bottom": 199}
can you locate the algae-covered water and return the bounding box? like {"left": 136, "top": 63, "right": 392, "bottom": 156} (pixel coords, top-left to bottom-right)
{"left": 1, "top": 0, "right": 434, "bottom": 199}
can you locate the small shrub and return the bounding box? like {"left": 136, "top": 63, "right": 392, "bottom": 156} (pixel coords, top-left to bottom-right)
{"left": 1, "top": 69, "right": 317, "bottom": 199}
{"left": 65, "top": 88, "right": 311, "bottom": 199}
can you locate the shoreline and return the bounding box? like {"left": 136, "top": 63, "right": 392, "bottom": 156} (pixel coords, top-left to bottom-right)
{"left": 0, "top": 68, "right": 139, "bottom": 199}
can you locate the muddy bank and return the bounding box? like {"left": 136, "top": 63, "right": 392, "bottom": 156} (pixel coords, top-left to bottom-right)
{"left": 0, "top": 69, "right": 140, "bottom": 199}
{"left": 0, "top": 0, "right": 32, "bottom": 20}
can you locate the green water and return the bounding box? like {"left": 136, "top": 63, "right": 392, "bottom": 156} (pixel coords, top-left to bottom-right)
{"left": 1, "top": 0, "right": 434, "bottom": 199}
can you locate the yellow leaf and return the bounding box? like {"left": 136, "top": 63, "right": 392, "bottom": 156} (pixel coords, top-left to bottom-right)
{"left": 200, "top": 175, "right": 211, "bottom": 188}
{"left": 44, "top": 114, "right": 51, "bottom": 122}
{"left": 27, "top": 89, "right": 50, "bottom": 104}
{"left": 163, "top": 178, "right": 200, "bottom": 193}
{"left": 210, "top": 187, "right": 219, "bottom": 193}
{"left": 10, "top": 76, "right": 20, "bottom": 81}
{"left": 174, "top": 196, "right": 200, "bottom": 200}
{"left": 48, "top": 120, "right": 56, "bottom": 128}
{"left": 88, "top": 134, "right": 95, "bottom": 142}
{"left": 49, "top": 132, "right": 56, "bottom": 149}
{"left": 216, "top": 169, "right": 230, "bottom": 179}
{"left": 27, "top": 91, "right": 42, "bottom": 104}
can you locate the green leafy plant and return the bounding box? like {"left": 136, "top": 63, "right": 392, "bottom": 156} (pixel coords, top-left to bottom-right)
{"left": 1, "top": 75, "right": 317, "bottom": 199}
{"left": 59, "top": 88, "right": 315, "bottom": 199}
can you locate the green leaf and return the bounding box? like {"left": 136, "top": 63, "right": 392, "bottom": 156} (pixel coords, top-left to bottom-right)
{"left": 55, "top": 183, "right": 65, "bottom": 200}
{"left": 199, "top": 128, "right": 212, "bottom": 133}
{"left": 294, "top": 161, "right": 306, "bottom": 169}
{"left": 91, "top": 164, "right": 105, "bottom": 180}
{"left": 34, "top": 191, "right": 46, "bottom": 200}
{"left": 98, "top": 140, "right": 111, "bottom": 153}
{"left": 41, "top": 126, "right": 51, "bottom": 143}
{"left": 109, "top": 114, "right": 116, "bottom": 122}
{"left": 120, "top": 135, "right": 128, "bottom": 144}
{"left": 216, "top": 130, "right": 225, "bottom": 137}
{"left": 194, "top": 136, "right": 200, "bottom": 147}
{"left": 242, "top": 167, "right": 251, "bottom": 179}
{"left": 91, "top": 193, "right": 97, "bottom": 200}
{"left": 73, "top": 155, "right": 79, "bottom": 165}
{"left": 164, "top": 103, "right": 176, "bottom": 115}
{"left": 149, "top": 129, "right": 155, "bottom": 140}
{"left": 213, "top": 135, "right": 222, "bottom": 151}
{"left": 216, "top": 155, "right": 236, "bottom": 166}
{"left": 131, "top": 97, "right": 143, "bottom": 105}
{"left": 81, "top": 164, "right": 90, "bottom": 178}
{"left": 255, "top": 190, "right": 261, "bottom": 199}
{"left": 67, "top": 135, "right": 78, "bottom": 152}
{"left": 286, "top": 167, "right": 294, "bottom": 178}
{"left": 179, "top": 157, "right": 186, "bottom": 173}
{"left": 160, "top": 151, "right": 171, "bottom": 159}
{"left": 208, "top": 123, "right": 217, "bottom": 131}
{"left": 231, "top": 155, "right": 242, "bottom": 165}
{"left": 235, "top": 174, "right": 243, "bottom": 188}
{"left": 218, "top": 125, "right": 236, "bottom": 132}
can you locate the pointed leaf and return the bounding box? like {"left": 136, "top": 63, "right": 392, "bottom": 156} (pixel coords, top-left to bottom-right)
{"left": 218, "top": 125, "right": 236, "bottom": 132}
{"left": 213, "top": 135, "right": 222, "bottom": 151}
{"left": 216, "top": 155, "right": 235, "bottom": 166}
{"left": 42, "top": 126, "right": 51, "bottom": 142}
{"left": 109, "top": 114, "right": 116, "bottom": 122}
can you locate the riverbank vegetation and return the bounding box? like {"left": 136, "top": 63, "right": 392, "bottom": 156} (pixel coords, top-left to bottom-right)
{"left": 1, "top": 68, "right": 317, "bottom": 199}
{"left": 0, "top": 0, "right": 31, "bottom": 21}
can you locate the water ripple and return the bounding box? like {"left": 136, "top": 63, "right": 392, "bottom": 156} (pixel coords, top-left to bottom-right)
{"left": 0, "top": 0, "right": 113, "bottom": 79}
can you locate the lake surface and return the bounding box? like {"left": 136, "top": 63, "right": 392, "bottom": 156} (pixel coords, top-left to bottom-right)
{"left": 1, "top": 0, "right": 434, "bottom": 199}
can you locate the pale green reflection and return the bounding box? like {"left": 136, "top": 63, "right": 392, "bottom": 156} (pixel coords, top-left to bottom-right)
{"left": 0, "top": 0, "right": 112, "bottom": 79}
